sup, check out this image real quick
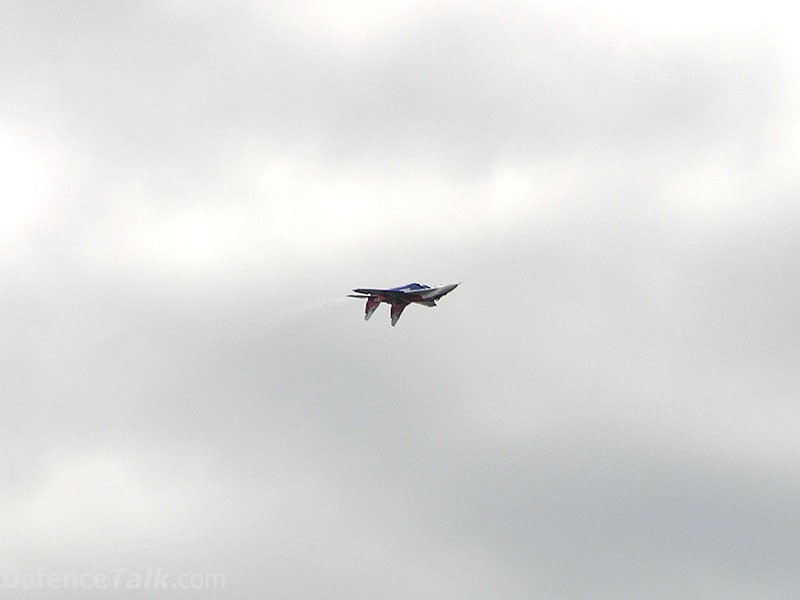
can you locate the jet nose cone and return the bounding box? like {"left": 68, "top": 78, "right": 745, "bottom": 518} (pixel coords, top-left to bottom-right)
{"left": 441, "top": 283, "right": 459, "bottom": 294}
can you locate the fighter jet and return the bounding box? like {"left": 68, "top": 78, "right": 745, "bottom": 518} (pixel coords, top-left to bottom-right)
{"left": 348, "top": 282, "right": 459, "bottom": 326}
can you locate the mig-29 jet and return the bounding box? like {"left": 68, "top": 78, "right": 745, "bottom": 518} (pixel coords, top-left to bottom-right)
{"left": 348, "top": 282, "right": 459, "bottom": 326}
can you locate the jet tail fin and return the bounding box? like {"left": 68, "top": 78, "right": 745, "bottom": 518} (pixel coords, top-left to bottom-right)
{"left": 364, "top": 296, "right": 382, "bottom": 321}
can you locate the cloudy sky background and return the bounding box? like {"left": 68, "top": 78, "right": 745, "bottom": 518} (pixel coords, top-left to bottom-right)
{"left": 3, "top": 1, "right": 799, "bottom": 597}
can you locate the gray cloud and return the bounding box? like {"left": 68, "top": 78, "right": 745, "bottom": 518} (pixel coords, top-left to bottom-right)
{"left": 6, "top": 3, "right": 785, "bottom": 175}
{"left": 2, "top": 2, "right": 799, "bottom": 599}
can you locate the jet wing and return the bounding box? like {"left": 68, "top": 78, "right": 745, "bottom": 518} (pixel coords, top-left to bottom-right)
{"left": 390, "top": 302, "right": 408, "bottom": 326}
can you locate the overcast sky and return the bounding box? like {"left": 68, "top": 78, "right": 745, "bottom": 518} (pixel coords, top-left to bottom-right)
{"left": 2, "top": 1, "right": 800, "bottom": 598}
